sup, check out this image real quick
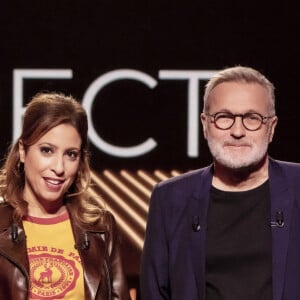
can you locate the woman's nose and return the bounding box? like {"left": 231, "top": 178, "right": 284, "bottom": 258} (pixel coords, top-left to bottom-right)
{"left": 51, "top": 156, "right": 64, "bottom": 175}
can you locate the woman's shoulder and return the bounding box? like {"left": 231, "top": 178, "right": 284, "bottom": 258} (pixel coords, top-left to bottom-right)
{"left": 96, "top": 209, "right": 117, "bottom": 228}
{"left": 0, "top": 200, "right": 14, "bottom": 229}
{"left": 0, "top": 198, "right": 13, "bottom": 212}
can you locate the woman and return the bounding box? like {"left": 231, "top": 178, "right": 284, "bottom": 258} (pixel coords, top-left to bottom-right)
{"left": 0, "top": 92, "right": 130, "bottom": 300}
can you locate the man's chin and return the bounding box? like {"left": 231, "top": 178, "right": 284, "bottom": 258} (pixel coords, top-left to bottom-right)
{"left": 222, "top": 161, "right": 252, "bottom": 170}
{"left": 217, "top": 156, "right": 266, "bottom": 172}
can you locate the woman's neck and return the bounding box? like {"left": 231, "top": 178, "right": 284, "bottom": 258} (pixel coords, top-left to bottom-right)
{"left": 26, "top": 201, "right": 67, "bottom": 218}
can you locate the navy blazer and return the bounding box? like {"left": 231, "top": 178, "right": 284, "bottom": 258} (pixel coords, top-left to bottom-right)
{"left": 140, "top": 158, "right": 300, "bottom": 300}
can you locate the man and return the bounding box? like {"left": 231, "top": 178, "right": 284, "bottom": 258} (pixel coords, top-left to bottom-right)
{"left": 140, "top": 66, "right": 300, "bottom": 300}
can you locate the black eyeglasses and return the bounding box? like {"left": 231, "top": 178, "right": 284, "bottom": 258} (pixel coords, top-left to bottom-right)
{"left": 205, "top": 112, "right": 274, "bottom": 131}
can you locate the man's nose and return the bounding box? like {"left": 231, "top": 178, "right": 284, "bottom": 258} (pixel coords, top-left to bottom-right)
{"left": 230, "top": 116, "right": 246, "bottom": 137}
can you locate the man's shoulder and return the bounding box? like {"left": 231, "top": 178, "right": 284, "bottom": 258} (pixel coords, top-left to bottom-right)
{"left": 156, "top": 165, "right": 212, "bottom": 189}
{"left": 270, "top": 158, "right": 300, "bottom": 172}
{"left": 269, "top": 158, "right": 300, "bottom": 183}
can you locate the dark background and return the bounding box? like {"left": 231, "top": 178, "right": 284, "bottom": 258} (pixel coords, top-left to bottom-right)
{"left": 1, "top": 1, "right": 300, "bottom": 169}
{"left": 1, "top": 1, "right": 300, "bottom": 297}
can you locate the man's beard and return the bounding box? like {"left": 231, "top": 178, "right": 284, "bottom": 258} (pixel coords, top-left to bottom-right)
{"left": 207, "top": 136, "right": 270, "bottom": 170}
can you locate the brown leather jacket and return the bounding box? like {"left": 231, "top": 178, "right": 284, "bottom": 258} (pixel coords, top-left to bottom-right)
{"left": 0, "top": 200, "right": 131, "bottom": 300}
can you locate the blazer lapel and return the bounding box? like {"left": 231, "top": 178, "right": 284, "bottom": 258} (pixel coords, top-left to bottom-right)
{"left": 269, "top": 159, "right": 294, "bottom": 300}
{"left": 189, "top": 166, "right": 213, "bottom": 299}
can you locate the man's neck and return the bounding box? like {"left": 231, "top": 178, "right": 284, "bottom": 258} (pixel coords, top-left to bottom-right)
{"left": 212, "top": 156, "right": 269, "bottom": 191}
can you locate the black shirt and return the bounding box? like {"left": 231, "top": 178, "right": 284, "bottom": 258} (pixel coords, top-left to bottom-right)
{"left": 205, "top": 180, "right": 272, "bottom": 300}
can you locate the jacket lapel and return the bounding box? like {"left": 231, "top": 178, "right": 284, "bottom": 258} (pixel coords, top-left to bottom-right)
{"left": 0, "top": 206, "right": 29, "bottom": 278}
{"left": 67, "top": 201, "right": 107, "bottom": 300}
{"left": 269, "top": 159, "right": 294, "bottom": 300}
{"left": 77, "top": 231, "right": 107, "bottom": 300}
{"left": 189, "top": 166, "right": 213, "bottom": 299}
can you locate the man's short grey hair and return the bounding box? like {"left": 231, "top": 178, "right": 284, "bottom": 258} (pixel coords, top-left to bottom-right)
{"left": 203, "top": 66, "right": 275, "bottom": 115}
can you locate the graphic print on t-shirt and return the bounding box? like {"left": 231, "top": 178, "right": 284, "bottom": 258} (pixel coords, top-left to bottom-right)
{"left": 28, "top": 252, "right": 80, "bottom": 299}
{"left": 23, "top": 212, "right": 84, "bottom": 300}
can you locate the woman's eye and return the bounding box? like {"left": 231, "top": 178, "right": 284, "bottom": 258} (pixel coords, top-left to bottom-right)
{"left": 67, "top": 151, "right": 79, "bottom": 160}
{"left": 40, "top": 147, "right": 53, "bottom": 154}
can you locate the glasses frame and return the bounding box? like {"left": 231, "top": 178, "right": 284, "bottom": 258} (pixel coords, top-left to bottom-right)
{"left": 205, "top": 112, "right": 275, "bottom": 131}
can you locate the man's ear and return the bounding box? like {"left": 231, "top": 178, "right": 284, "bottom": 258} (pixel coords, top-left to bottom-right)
{"left": 269, "top": 116, "right": 278, "bottom": 143}
{"left": 19, "top": 140, "right": 25, "bottom": 163}
{"left": 200, "top": 113, "right": 208, "bottom": 140}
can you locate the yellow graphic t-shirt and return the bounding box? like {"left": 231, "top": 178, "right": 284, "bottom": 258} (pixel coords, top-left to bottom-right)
{"left": 23, "top": 212, "right": 84, "bottom": 300}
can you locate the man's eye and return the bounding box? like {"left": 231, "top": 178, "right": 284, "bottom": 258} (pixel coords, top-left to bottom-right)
{"left": 246, "top": 114, "right": 261, "bottom": 121}
{"left": 216, "top": 114, "right": 233, "bottom": 120}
